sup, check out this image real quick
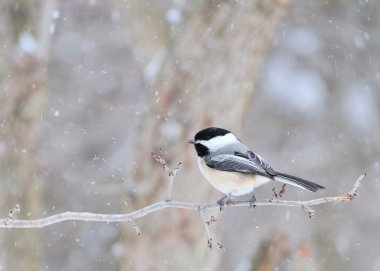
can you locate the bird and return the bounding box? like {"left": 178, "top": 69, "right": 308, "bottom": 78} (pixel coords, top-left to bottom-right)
{"left": 188, "top": 127, "right": 325, "bottom": 209}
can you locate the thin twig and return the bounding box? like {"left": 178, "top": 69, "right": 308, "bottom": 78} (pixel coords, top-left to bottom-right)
{"left": 166, "top": 175, "right": 175, "bottom": 201}
{"left": 151, "top": 149, "right": 182, "bottom": 200}
{"left": 206, "top": 216, "right": 217, "bottom": 226}
{"left": 0, "top": 173, "right": 366, "bottom": 228}
{"left": 301, "top": 205, "right": 315, "bottom": 219}
{"left": 198, "top": 207, "right": 225, "bottom": 251}
{"left": 129, "top": 219, "right": 141, "bottom": 236}
{"left": 198, "top": 207, "right": 214, "bottom": 249}
{"left": 5, "top": 204, "right": 20, "bottom": 225}
{"left": 151, "top": 149, "right": 170, "bottom": 172}
{"left": 271, "top": 184, "right": 286, "bottom": 200}
{"left": 166, "top": 162, "right": 182, "bottom": 201}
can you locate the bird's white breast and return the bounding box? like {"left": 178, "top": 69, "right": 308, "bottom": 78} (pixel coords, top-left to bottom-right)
{"left": 198, "top": 158, "right": 271, "bottom": 196}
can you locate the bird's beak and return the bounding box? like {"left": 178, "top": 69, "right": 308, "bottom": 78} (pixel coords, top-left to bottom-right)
{"left": 188, "top": 139, "right": 196, "bottom": 144}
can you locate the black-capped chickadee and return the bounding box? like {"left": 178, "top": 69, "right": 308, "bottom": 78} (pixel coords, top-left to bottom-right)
{"left": 188, "top": 127, "right": 325, "bottom": 208}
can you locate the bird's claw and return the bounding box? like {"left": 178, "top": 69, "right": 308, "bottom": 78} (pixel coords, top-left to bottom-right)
{"left": 249, "top": 194, "right": 256, "bottom": 209}
{"left": 217, "top": 199, "right": 225, "bottom": 211}
{"left": 217, "top": 194, "right": 232, "bottom": 211}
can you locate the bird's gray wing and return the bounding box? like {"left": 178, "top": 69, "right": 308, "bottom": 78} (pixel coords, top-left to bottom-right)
{"left": 204, "top": 154, "right": 270, "bottom": 177}
{"left": 231, "top": 151, "right": 325, "bottom": 192}
{"left": 234, "top": 151, "right": 276, "bottom": 176}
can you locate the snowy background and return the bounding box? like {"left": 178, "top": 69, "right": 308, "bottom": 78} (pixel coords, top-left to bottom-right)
{"left": 226, "top": 2, "right": 380, "bottom": 270}
{"left": 1, "top": 0, "right": 379, "bottom": 270}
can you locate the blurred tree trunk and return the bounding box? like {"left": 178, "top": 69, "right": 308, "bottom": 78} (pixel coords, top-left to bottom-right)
{"left": 0, "top": 1, "right": 54, "bottom": 270}
{"left": 251, "top": 232, "right": 319, "bottom": 271}
{"left": 119, "top": 1, "right": 289, "bottom": 270}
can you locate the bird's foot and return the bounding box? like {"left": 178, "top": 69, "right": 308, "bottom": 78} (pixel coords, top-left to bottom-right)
{"left": 217, "top": 200, "right": 225, "bottom": 211}
{"left": 217, "top": 194, "right": 231, "bottom": 211}
{"left": 249, "top": 193, "right": 256, "bottom": 209}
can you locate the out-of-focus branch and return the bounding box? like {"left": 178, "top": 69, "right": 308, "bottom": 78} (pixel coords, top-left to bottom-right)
{"left": 0, "top": 173, "right": 366, "bottom": 228}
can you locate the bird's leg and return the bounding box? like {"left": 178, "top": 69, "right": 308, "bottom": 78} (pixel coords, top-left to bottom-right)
{"left": 226, "top": 196, "right": 233, "bottom": 206}
{"left": 217, "top": 193, "right": 232, "bottom": 211}
{"left": 249, "top": 189, "right": 257, "bottom": 209}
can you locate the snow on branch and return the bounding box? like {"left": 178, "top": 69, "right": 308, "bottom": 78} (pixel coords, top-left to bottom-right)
{"left": 0, "top": 150, "right": 366, "bottom": 251}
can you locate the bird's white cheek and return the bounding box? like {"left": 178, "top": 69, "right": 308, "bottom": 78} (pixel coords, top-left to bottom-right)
{"left": 197, "top": 133, "right": 239, "bottom": 152}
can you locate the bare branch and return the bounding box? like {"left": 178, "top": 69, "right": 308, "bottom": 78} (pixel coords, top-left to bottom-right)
{"left": 271, "top": 184, "right": 286, "bottom": 200}
{"left": 206, "top": 216, "right": 217, "bottom": 226}
{"left": 151, "top": 149, "right": 170, "bottom": 173}
{"left": 301, "top": 205, "right": 315, "bottom": 219}
{"left": 129, "top": 219, "right": 141, "bottom": 236}
{"left": 6, "top": 204, "right": 20, "bottom": 224}
{"left": 198, "top": 207, "right": 213, "bottom": 249}
{"left": 0, "top": 174, "right": 366, "bottom": 229}
{"left": 151, "top": 149, "right": 182, "bottom": 200}
{"left": 198, "top": 207, "right": 225, "bottom": 252}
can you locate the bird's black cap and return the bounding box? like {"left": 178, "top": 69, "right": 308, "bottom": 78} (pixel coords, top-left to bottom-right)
{"left": 194, "top": 127, "right": 231, "bottom": 141}
{"left": 188, "top": 127, "right": 231, "bottom": 157}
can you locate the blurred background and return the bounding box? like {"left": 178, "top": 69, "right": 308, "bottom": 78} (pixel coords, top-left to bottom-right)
{"left": 0, "top": 0, "right": 379, "bottom": 270}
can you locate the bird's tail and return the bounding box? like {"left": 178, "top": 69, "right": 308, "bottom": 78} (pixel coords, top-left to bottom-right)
{"left": 274, "top": 172, "right": 325, "bottom": 192}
